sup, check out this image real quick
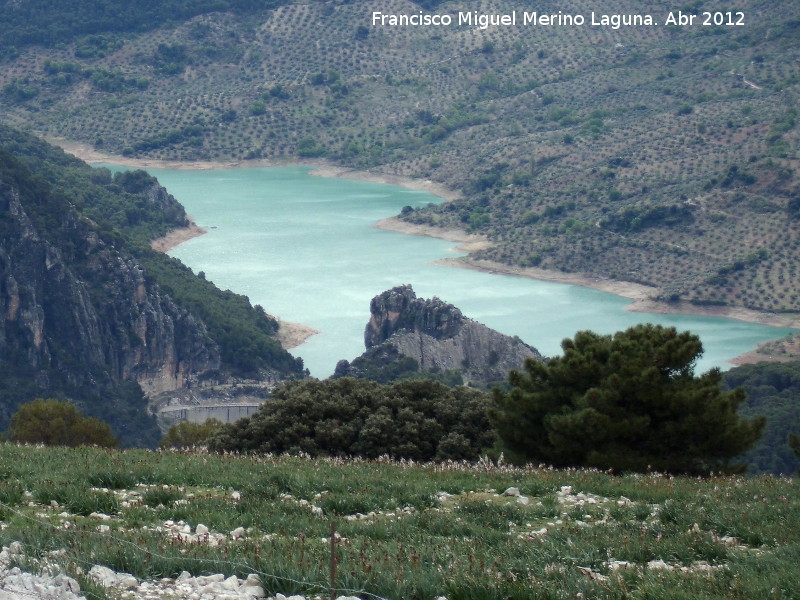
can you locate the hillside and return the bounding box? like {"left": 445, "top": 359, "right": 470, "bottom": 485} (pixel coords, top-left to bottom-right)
{"left": 723, "top": 361, "right": 800, "bottom": 475}
{"left": 0, "top": 125, "right": 304, "bottom": 446}
{"left": 1, "top": 0, "right": 799, "bottom": 313}
{"left": 0, "top": 444, "right": 798, "bottom": 599}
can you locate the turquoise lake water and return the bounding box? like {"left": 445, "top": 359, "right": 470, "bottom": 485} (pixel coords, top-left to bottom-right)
{"left": 108, "top": 165, "right": 795, "bottom": 378}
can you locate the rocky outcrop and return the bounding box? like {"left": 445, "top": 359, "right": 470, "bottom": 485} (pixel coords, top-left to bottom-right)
{"left": 0, "top": 183, "right": 219, "bottom": 396}
{"left": 339, "top": 285, "right": 542, "bottom": 385}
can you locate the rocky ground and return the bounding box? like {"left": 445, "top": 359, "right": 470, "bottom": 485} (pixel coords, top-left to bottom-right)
{"left": 2, "top": 482, "right": 742, "bottom": 599}
{"left": 0, "top": 540, "right": 365, "bottom": 600}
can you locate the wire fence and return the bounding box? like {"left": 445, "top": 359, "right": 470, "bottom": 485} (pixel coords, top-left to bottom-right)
{"left": 0, "top": 499, "right": 391, "bottom": 600}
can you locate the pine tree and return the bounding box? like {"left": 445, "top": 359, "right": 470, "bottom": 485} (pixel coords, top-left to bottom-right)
{"left": 490, "top": 324, "right": 764, "bottom": 475}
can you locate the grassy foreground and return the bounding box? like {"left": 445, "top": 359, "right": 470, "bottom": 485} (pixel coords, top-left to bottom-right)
{"left": 0, "top": 443, "right": 798, "bottom": 600}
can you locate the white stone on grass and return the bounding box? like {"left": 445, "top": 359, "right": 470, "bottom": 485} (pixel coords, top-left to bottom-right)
{"left": 88, "top": 564, "right": 138, "bottom": 589}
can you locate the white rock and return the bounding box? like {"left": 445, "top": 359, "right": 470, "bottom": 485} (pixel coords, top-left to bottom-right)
{"left": 116, "top": 573, "right": 139, "bottom": 589}
{"left": 502, "top": 487, "right": 521, "bottom": 497}
{"left": 89, "top": 565, "right": 118, "bottom": 587}
{"left": 577, "top": 566, "right": 608, "bottom": 582}
{"left": 516, "top": 495, "right": 530, "bottom": 505}
{"left": 87, "top": 565, "right": 139, "bottom": 590}
{"left": 230, "top": 527, "right": 246, "bottom": 540}
{"left": 54, "top": 573, "right": 82, "bottom": 594}
{"left": 7, "top": 542, "right": 24, "bottom": 555}
{"left": 196, "top": 523, "right": 210, "bottom": 536}
{"left": 646, "top": 559, "right": 672, "bottom": 570}
{"left": 221, "top": 575, "right": 240, "bottom": 590}
{"left": 231, "top": 491, "right": 241, "bottom": 501}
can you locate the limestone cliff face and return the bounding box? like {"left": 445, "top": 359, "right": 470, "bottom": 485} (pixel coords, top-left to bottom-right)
{"left": 350, "top": 285, "right": 542, "bottom": 384}
{"left": 0, "top": 180, "right": 219, "bottom": 396}
{"left": 365, "top": 284, "right": 464, "bottom": 348}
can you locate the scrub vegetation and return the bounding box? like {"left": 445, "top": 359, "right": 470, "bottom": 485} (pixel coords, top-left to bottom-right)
{"left": 722, "top": 361, "right": 800, "bottom": 475}
{"left": 207, "top": 377, "right": 496, "bottom": 461}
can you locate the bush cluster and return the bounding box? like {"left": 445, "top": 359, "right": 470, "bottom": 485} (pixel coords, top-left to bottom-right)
{"left": 208, "top": 378, "right": 496, "bottom": 461}
{"left": 8, "top": 398, "right": 118, "bottom": 448}
{"left": 723, "top": 361, "right": 800, "bottom": 474}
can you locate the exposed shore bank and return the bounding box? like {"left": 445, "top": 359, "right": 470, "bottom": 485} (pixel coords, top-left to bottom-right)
{"left": 52, "top": 139, "right": 799, "bottom": 359}
{"left": 149, "top": 217, "right": 206, "bottom": 252}
{"left": 376, "top": 217, "right": 800, "bottom": 331}
{"left": 309, "top": 165, "right": 462, "bottom": 203}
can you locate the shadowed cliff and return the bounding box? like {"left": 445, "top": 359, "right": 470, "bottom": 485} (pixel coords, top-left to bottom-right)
{"left": 0, "top": 125, "right": 304, "bottom": 445}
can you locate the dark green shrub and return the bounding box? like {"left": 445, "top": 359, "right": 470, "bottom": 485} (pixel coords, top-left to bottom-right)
{"left": 491, "top": 324, "right": 764, "bottom": 474}
{"left": 209, "top": 378, "right": 495, "bottom": 461}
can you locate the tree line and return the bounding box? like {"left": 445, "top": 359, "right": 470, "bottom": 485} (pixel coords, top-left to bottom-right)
{"left": 8, "top": 324, "right": 791, "bottom": 477}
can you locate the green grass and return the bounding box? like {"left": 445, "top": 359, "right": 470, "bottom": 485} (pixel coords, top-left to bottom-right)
{"left": 0, "top": 444, "right": 798, "bottom": 599}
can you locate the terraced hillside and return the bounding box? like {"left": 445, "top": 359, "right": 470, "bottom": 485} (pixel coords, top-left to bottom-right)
{"left": 1, "top": 0, "right": 799, "bottom": 311}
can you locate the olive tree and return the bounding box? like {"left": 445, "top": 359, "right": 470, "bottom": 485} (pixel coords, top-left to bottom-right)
{"left": 8, "top": 398, "right": 118, "bottom": 448}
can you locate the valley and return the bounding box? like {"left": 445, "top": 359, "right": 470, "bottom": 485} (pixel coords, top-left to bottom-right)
{"left": 1, "top": 2, "right": 800, "bottom": 594}
{"left": 1, "top": 0, "right": 798, "bottom": 313}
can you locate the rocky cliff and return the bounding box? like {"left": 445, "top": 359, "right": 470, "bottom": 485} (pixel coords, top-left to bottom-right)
{"left": 0, "top": 127, "right": 303, "bottom": 445}
{"left": 337, "top": 285, "right": 542, "bottom": 385}
{"left": 0, "top": 159, "right": 221, "bottom": 439}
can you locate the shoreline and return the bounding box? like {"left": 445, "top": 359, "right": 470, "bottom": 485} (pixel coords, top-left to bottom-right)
{"left": 150, "top": 218, "right": 207, "bottom": 253}
{"left": 727, "top": 347, "right": 796, "bottom": 366}
{"left": 374, "top": 218, "right": 800, "bottom": 330}
{"left": 309, "top": 165, "right": 462, "bottom": 203}
{"left": 49, "top": 140, "right": 324, "bottom": 350}
{"left": 49, "top": 138, "right": 463, "bottom": 201}
{"left": 374, "top": 217, "right": 493, "bottom": 253}
{"left": 52, "top": 139, "right": 800, "bottom": 357}
{"left": 274, "top": 319, "right": 320, "bottom": 350}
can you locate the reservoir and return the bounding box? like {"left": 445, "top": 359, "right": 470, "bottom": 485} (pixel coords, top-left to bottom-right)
{"left": 117, "top": 165, "right": 795, "bottom": 378}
